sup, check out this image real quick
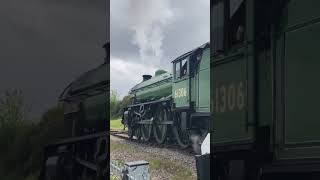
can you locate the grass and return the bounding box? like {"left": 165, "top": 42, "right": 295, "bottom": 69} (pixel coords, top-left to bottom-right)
{"left": 110, "top": 139, "right": 196, "bottom": 180}
{"left": 110, "top": 119, "right": 125, "bottom": 131}
{"left": 147, "top": 158, "right": 194, "bottom": 180}
{"left": 110, "top": 139, "right": 129, "bottom": 153}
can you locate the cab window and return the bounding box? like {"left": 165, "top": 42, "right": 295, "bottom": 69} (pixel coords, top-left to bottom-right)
{"left": 229, "top": 0, "right": 246, "bottom": 47}
{"left": 175, "top": 61, "right": 181, "bottom": 79}
{"left": 212, "top": 0, "right": 246, "bottom": 54}
{"left": 181, "top": 58, "right": 187, "bottom": 77}
{"left": 174, "top": 57, "right": 188, "bottom": 80}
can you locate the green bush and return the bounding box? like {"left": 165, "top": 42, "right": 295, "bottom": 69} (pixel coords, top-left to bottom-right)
{"left": 0, "top": 89, "right": 66, "bottom": 179}
{"left": 110, "top": 90, "right": 132, "bottom": 119}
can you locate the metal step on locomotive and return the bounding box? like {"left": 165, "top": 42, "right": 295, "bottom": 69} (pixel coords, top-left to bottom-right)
{"left": 122, "top": 43, "right": 211, "bottom": 155}
{"left": 211, "top": 0, "right": 320, "bottom": 179}
{"left": 39, "top": 43, "right": 109, "bottom": 180}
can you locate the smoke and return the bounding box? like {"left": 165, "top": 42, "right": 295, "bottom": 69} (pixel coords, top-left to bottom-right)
{"left": 127, "top": 0, "right": 174, "bottom": 65}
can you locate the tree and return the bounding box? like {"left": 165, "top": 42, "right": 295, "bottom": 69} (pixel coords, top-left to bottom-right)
{"left": 0, "top": 89, "right": 27, "bottom": 128}
{"left": 0, "top": 89, "right": 30, "bottom": 178}
{"left": 117, "top": 95, "right": 132, "bottom": 116}
{"left": 110, "top": 90, "right": 120, "bottom": 119}
{"left": 0, "top": 90, "right": 66, "bottom": 179}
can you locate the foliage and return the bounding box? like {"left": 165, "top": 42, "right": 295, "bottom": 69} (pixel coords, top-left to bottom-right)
{"left": 110, "top": 90, "right": 132, "bottom": 119}
{"left": 110, "top": 90, "right": 120, "bottom": 119}
{"left": 118, "top": 95, "right": 132, "bottom": 113}
{"left": 110, "top": 119, "right": 125, "bottom": 130}
{"left": 0, "top": 89, "right": 132, "bottom": 178}
{"left": 0, "top": 89, "right": 66, "bottom": 179}
{"left": 0, "top": 89, "right": 26, "bottom": 128}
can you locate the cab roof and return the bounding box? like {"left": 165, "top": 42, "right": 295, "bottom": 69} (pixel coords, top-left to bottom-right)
{"left": 171, "top": 42, "right": 209, "bottom": 63}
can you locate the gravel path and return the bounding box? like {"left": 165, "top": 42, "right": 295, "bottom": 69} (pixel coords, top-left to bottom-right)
{"left": 110, "top": 135, "right": 197, "bottom": 180}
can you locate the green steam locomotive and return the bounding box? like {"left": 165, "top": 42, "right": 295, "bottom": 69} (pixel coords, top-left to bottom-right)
{"left": 122, "top": 42, "right": 210, "bottom": 153}
{"left": 39, "top": 44, "right": 109, "bottom": 180}
{"left": 211, "top": 0, "right": 320, "bottom": 179}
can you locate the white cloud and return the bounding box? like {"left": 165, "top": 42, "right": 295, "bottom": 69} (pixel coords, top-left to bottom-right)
{"left": 110, "top": 57, "right": 162, "bottom": 98}
{"left": 127, "top": 0, "right": 175, "bottom": 65}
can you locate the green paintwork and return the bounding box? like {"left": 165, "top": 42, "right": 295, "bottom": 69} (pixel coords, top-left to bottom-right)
{"left": 211, "top": 0, "right": 256, "bottom": 146}
{"left": 211, "top": 0, "right": 320, "bottom": 165}
{"left": 173, "top": 76, "right": 190, "bottom": 108}
{"left": 284, "top": 22, "right": 320, "bottom": 144}
{"left": 172, "top": 43, "right": 210, "bottom": 112}
{"left": 81, "top": 93, "right": 108, "bottom": 128}
{"left": 155, "top": 69, "right": 167, "bottom": 76}
{"left": 60, "top": 62, "right": 109, "bottom": 132}
{"left": 212, "top": 53, "right": 252, "bottom": 144}
{"left": 275, "top": 0, "right": 320, "bottom": 160}
{"left": 196, "top": 48, "right": 210, "bottom": 112}
{"left": 211, "top": 0, "right": 256, "bottom": 148}
{"left": 130, "top": 71, "right": 172, "bottom": 102}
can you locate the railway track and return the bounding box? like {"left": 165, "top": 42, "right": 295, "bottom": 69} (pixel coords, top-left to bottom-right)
{"left": 110, "top": 130, "right": 195, "bottom": 156}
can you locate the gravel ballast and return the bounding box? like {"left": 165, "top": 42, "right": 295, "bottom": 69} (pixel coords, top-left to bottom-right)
{"left": 110, "top": 135, "right": 197, "bottom": 180}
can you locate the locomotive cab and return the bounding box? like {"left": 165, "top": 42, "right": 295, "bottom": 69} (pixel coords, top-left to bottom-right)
{"left": 172, "top": 43, "right": 210, "bottom": 112}
{"left": 172, "top": 53, "right": 191, "bottom": 109}
{"left": 211, "top": 0, "right": 320, "bottom": 179}
{"left": 171, "top": 43, "right": 210, "bottom": 153}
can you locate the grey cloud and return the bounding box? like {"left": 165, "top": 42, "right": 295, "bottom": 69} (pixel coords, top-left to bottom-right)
{"left": 110, "top": 0, "right": 209, "bottom": 97}
{"left": 111, "top": 0, "right": 209, "bottom": 64}
{"left": 0, "top": 0, "right": 107, "bottom": 119}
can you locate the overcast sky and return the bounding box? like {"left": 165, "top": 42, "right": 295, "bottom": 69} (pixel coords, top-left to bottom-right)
{"left": 110, "top": 0, "right": 210, "bottom": 98}
{"left": 0, "top": 0, "right": 108, "bottom": 119}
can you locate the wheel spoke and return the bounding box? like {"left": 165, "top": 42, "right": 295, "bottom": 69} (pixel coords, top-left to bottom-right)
{"left": 142, "top": 124, "right": 152, "bottom": 141}
{"left": 128, "top": 127, "right": 134, "bottom": 139}
{"left": 172, "top": 113, "right": 190, "bottom": 148}
{"left": 135, "top": 125, "right": 141, "bottom": 140}
{"left": 153, "top": 106, "right": 169, "bottom": 144}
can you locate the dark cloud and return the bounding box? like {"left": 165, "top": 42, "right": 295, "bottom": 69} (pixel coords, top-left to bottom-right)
{"left": 0, "top": 0, "right": 108, "bottom": 119}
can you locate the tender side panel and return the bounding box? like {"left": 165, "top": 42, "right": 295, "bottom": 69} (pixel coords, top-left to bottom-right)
{"left": 285, "top": 22, "right": 320, "bottom": 144}
{"left": 276, "top": 0, "right": 320, "bottom": 160}
{"left": 286, "top": 1, "right": 320, "bottom": 27}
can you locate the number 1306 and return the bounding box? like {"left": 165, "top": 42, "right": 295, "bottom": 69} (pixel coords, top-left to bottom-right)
{"left": 214, "top": 81, "right": 246, "bottom": 113}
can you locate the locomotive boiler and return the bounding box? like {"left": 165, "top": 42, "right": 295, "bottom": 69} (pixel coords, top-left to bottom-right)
{"left": 122, "top": 43, "right": 210, "bottom": 154}
{"left": 130, "top": 69, "right": 172, "bottom": 102}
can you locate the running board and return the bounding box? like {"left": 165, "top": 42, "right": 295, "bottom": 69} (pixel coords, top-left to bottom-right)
{"left": 45, "top": 132, "right": 108, "bottom": 148}
{"left": 137, "top": 119, "right": 153, "bottom": 124}
{"left": 137, "top": 119, "right": 173, "bottom": 125}
{"left": 154, "top": 121, "right": 173, "bottom": 125}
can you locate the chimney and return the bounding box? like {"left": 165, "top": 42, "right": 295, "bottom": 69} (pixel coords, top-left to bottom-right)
{"left": 142, "top": 75, "right": 152, "bottom": 81}
{"left": 103, "top": 42, "right": 110, "bottom": 64}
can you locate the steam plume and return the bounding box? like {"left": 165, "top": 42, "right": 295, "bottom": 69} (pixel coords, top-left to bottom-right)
{"left": 127, "top": 0, "right": 174, "bottom": 65}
